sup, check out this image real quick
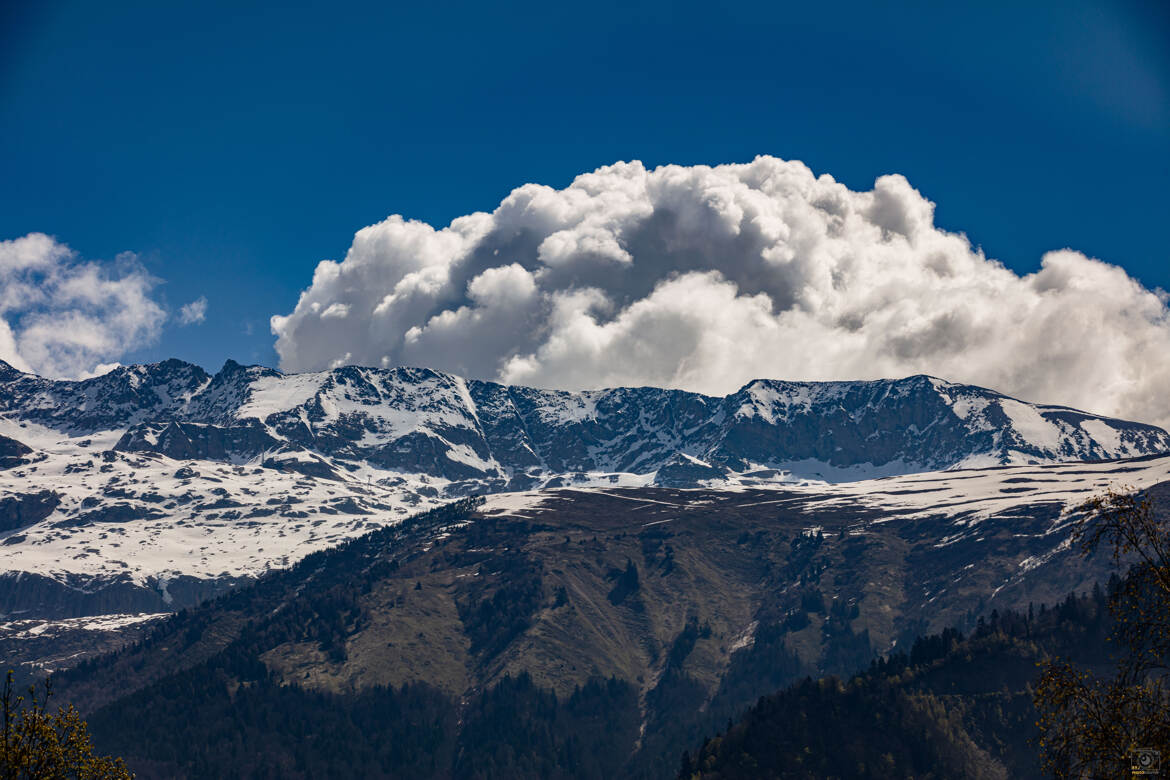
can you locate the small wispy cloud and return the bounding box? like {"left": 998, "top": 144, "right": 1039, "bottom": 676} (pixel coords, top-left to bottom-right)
{"left": 0, "top": 233, "right": 165, "bottom": 378}
{"left": 178, "top": 296, "right": 208, "bottom": 326}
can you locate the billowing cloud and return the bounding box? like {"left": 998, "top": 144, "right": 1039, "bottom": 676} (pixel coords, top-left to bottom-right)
{"left": 0, "top": 233, "right": 166, "bottom": 379}
{"left": 178, "top": 296, "right": 208, "bottom": 325}
{"left": 271, "top": 157, "right": 1170, "bottom": 427}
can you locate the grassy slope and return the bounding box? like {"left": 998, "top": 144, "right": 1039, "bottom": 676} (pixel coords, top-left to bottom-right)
{"left": 49, "top": 486, "right": 1136, "bottom": 777}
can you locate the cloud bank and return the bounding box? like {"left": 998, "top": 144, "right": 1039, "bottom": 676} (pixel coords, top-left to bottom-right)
{"left": 0, "top": 233, "right": 166, "bottom": 379}
{"left": 272, "top": 157, "right": 1170, "bottom": 427}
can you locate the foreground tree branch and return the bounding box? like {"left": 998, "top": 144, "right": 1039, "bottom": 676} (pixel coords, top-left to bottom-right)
{"left": 1, "top": 670, "right": 132, "bottom": 779}
{"left": 1035, "top": 488, "right": 1170, "bottom": 778}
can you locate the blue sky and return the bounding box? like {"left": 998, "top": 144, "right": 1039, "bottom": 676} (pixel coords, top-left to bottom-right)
{"left": 1, "top": 0, "right": 1167, "bottom": 375}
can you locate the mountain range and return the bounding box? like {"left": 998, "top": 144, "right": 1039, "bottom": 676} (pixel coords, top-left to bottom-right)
{"left": 4, "top": 358, "right": 1167, "bottom": 485}
{"left": 1, "top": 357, "right": 1168, "bottom": 623}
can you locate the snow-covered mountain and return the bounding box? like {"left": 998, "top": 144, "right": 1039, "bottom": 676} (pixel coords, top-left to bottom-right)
{"left": 3, "top": 358, "right": 1166, "bottom": 481}
{"left": 1, "top": 357, "right": 1168, "bottom": 620}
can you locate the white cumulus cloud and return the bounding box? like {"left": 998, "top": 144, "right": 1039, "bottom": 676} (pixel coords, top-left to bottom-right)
{"left": 271, "top": 157, "right": 1170, "bottom": 427}
{"left": 178, "top": 296, "right": 208, "bottom": 325}
{"left": 0, "top": 233, "right": 166, "bottom": 379}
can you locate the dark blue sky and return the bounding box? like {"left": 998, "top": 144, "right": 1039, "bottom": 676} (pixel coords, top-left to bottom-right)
{"left": 1, "top": 0, "right": 1167, "bottom": 372}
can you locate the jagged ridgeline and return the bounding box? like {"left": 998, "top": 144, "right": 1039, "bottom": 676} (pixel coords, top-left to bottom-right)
{"left": 51, "top": 482, "right": 1162, "bottom": 779}
{"left": 3, "top": 356, "right": 1170, "bottom": 621}
{"left": 4, "top": 359, "right": 1167, "bottom": 487}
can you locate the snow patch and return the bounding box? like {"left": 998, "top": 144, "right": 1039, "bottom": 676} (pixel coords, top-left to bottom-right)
{"left": 1079, "top": 418, "right": 1123, "bottom": 455}
{"left": 236, "top": 372, "right": 327, "bottom": 420}
{"left": 1000, "top": 399, "right": 1064, "bottom": 452}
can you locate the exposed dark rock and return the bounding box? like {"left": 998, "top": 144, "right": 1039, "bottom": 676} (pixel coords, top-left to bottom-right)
{"left": 653, "top": 453, "right": 728, "bottom": 487}
{"left": 115, "top": 420, "right": 282, "bottom": 461}
{"left": 0, "top": 433, "right": 32, "bottom": 470}
{"left": 54, "top": 503, "right": 165, "bottom": 528}
{"left": 262, "top": 454, "right": 341, "bottom": 481}
{"left": 0, "top": 570, "right": 248, "bottom": 619}
{"left": 0, "top": 490, "right": 61, "bottom": 532}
